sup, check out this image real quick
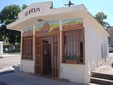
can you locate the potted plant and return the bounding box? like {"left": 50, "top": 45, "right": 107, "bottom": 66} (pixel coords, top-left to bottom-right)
{"left": 64, "top": 55, "right": 80, "bottom": 64}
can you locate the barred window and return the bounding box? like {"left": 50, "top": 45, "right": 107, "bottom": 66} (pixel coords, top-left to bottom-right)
{"left": 22, "top": 36, "right": 33, "bottom": 59}
{"left": 62, "top": 30, "right": 84, "bottom": 64}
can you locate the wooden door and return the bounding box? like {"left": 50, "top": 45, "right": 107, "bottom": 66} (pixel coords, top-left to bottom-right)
{"left": 35, "top": 34, "right": 60, "bottom": 78}
{"left": 52, "top": 35, "right": 59, "bottom": 78}
{"left": 35, "top": 37, "right": 43, "bottom": 75}
{"left": 43, "top": 43, "right": 51, "bottom": 75}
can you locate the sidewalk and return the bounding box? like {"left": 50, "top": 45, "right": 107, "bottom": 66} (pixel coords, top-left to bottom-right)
{"left": 0, "top": 65, "right": 83, "bottom": 85}
{"left": 0, "top": 54, "right": 20, "bottom": 70}
{"left": 0, "top": 54, "right": 83, "bottom": 85}
{"left": 92, "top": 53, "right": 113, "bottom": 75}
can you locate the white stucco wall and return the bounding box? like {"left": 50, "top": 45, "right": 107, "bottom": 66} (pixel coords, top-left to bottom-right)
{"left": 60, "top": 64, "right": 85, "bottom": 84}
{"left": 21, "top": 60, "right": 34, "bottom": 73}
{"left": 77, "top": 14, "right": 109, "bottom": 84}
{"left": 84, "top": 23, "right": 109, "bottom": 71}
{"left": 83, "top": 18, "right": 109, "bottom": 84}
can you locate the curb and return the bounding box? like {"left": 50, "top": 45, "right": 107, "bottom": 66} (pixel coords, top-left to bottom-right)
{"left": 0, "top": 66, "right": 15, "bottom": 75}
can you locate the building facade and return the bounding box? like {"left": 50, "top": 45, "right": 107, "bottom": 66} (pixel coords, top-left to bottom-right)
{"left": 106, "top": 27, "right": 113, "bottom": 46}
{"left": 7, "top": 2, "right": 109, "bottom": 84}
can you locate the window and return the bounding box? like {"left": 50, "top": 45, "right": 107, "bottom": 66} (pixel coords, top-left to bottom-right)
{"left": 62, "top": 30, "right": 84, "bottom": 64}
{"left": 22, "top": 36, "right": 33, "bottom": 59}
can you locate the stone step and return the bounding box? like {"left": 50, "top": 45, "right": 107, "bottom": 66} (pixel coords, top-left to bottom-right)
{"left": 90, "top": 77, "right": 113, "bottom": 85}
{"left": 91, "top": 72, "right": 113, "bottom": 80}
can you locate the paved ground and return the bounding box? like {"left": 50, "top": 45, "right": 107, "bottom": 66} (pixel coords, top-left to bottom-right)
{"left": 0, "top": 54, "right": 83, "bottom": 85}
{"left": 0, "top": 70, "right": 83, "bottom": 85}
{"left": 0, "top": 53, "right": 113, "bottom": 85}
{"left": 0, "top": 54, "right": 20, "bottom": 69}
{"left": 92, "top": 53, "right": 113, "bottom": 75}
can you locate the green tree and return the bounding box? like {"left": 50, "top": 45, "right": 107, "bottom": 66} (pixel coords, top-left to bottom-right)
{"left": 1, "top": 5, "right": 21, "bottom": 24}
{"left": 95, "top": 11, "right": 110, "bottom": 28}
{"left": 22, "top": 4, "right": 28, "bottom": 10}
{"left": 0, "top": 5, "right": 21, "bottom": 44}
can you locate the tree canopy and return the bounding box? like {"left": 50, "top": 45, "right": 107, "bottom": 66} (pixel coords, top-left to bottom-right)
{"left": 95, "top": 11, "right": 110, "bottom": 28}
{"left": 0, "top": 4, "right": 27, "bottom": 45}
{"left": 1, "top": 5, "right": 21, "bottom": 25}
{"left": 22, "top": 4, "right": 28, "bottom": 10}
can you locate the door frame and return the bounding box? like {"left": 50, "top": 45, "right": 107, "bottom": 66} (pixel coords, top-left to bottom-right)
{"left": 35, "top": 32, "right": 60, "bottom": 78}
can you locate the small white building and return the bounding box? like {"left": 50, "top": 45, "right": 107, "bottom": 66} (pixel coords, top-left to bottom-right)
{"left": 7, "top": 1, "right": 109, "bottom": 84}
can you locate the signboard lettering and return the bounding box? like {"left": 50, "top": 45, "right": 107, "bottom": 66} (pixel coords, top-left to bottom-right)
{"left": 25, "top": 8, "right": 40, "bottom": 16}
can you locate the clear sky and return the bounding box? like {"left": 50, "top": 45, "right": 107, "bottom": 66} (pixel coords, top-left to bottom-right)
{"left": 0, "top": 0, "right": 113, "bottom": 25}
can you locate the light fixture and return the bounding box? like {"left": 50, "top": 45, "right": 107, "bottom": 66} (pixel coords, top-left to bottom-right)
{"left": 37, "top": 19, "right": 44, "bottom": 22}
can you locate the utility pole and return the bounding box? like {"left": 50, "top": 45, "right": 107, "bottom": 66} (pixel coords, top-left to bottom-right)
{"left": 65, "top": 0, "right": 74, "bottom": 7}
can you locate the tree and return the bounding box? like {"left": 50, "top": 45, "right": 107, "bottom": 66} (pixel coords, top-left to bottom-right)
{"left": 95, "top": 11, "right": 110, "bottom": 28}
{"left": 0, "top": 5, "right": 21, "bottom": 44}
{"left": 1, "top": 5, "right": 21, "bottom": 25}
{"left": 0, "top": 13, "right": 4, "bottom": 23}
{"left": 22, "top": 4, "right": 28, "bottom": 10}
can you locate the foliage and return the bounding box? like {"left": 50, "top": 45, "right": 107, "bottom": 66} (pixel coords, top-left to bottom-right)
{"left": 22, "top": 4, "right": 28, "bottom": 10}
{"left": 0, "top": 34, "right": 3, "bottom": 41}
{"left": 1, "top": 5, "right": 21, "bottom": 25}
{"left": 95, "top": 11, "right": 110, "bottom": 28}
{"left": 64, "top": 55, "right": 80, "bottom": 60}
{"left": 0, "top": 4, "right": 23, "bottom": 44}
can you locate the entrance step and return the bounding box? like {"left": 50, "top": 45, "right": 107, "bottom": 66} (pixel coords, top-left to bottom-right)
{"left": 90, "top": 72, "right": 113, "bottom": 85}
{"left": 90, "top": 77, "right": 113, "bottom": 85}
{"left": 91, "top": 72, "right": 113, "bottom": 80}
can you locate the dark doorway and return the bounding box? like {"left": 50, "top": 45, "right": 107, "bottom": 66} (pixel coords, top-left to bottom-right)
{"left": 42, "top": 40, "right": 52, "bottom": 76}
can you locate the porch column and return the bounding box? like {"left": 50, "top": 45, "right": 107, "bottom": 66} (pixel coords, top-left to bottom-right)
{"left": 59, "top": 19, "right": 62, "bottom": 78}
{"left": 33, "top": 25, "right": 35, "bottom": 73}
{"left": 59, "top": 20, "right": 62, "bottom": 63}
{"left": 20, "top": 30, "right": 23, "bottom": 71}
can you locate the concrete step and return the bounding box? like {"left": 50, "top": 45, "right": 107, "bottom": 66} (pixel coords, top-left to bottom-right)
{"left": 90, "top": 77, "right": 113, "bottom": 85}
{"left": 91, "top": 72, "right": 113, "bottom": 80}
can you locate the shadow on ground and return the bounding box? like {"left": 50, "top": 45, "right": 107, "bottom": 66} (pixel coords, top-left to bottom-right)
{"left": 0, "top": 65, "right": 83, "bottom": 85}
{"left": 0, "top": 81, "right": 7, "bottom": 85}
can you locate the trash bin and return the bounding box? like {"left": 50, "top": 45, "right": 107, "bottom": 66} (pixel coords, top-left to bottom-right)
{"left": 0, "top": 41, "right": 3, "bottom": 54}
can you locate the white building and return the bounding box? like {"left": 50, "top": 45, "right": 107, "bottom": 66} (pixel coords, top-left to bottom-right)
{"left": 7, "top": 1, "right": 109, "bottom": 84}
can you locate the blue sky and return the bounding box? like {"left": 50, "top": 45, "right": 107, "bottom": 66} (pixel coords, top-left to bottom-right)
{"left": 0, "top": 0, "right": 113, "bottom": 25}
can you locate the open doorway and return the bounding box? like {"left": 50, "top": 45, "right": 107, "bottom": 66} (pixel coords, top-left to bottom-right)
{"left": 35, "top": 34, "right": 59, "bottom": 78}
